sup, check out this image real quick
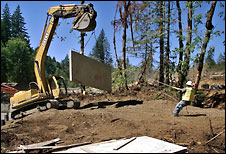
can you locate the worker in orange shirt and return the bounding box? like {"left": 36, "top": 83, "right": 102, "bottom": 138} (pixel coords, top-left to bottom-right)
{"left": 173, "top": 81, "right": 195, "bottom": 117}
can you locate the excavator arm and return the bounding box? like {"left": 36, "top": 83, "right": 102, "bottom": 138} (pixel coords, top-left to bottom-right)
{"left": 34, "top": 3, "right": 97, "bottom": 96}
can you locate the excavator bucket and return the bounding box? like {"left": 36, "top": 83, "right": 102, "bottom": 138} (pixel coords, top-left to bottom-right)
{"left": 72, "top": 12, "right": 96, "bottom": 32}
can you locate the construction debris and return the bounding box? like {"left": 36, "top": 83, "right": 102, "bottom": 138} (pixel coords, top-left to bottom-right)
{"left": 9, "top": 138, "right": 91, "bottom": 153}
{"left": 7, "top": 136, "right": 188, "bottom": 153}
{"left": 53, "top": 136, "right": 187, "bottom": 153}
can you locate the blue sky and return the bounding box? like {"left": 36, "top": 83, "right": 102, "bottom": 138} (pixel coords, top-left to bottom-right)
{"left": 1, "top": 1, "right": 225, "bottom": 67}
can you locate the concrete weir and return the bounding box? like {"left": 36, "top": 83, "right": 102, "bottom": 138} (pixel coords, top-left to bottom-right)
{"left": 69, "top": 50, "right": 112, "bottom": 92}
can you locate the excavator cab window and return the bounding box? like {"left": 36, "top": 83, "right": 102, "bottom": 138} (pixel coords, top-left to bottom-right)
{"left": 55, "top": 76, "right": 67, "bottom": 95}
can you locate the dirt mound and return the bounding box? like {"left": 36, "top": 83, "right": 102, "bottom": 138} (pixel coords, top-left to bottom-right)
{"left": 1, "top": 87, "right": 225, "bottom": 153}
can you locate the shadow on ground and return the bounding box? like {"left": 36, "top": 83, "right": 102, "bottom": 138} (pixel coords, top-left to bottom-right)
{"left": 182, "top": 114, "right": 207, "bottom": 117}
{"left": 79, "top": 100, "right": 143, "bottom": 109}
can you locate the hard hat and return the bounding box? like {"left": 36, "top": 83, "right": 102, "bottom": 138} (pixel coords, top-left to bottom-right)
{"left": 186, "top": 81, "right": 193, "bottom": 86}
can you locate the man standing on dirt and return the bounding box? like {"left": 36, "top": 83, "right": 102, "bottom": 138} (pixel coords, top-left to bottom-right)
{"left": 173, "top": 81, "right": 195, "bottom": 117}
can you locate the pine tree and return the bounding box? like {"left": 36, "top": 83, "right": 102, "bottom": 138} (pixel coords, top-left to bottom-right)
{"left": 217, "top": 52, "right": 225, "bottom": 64}
{"left": 205, "top": 46, "right": 216, "bottom": 68}
{"left": 11, "top": 5, "right": 29, "bottom": 41}
{"left": 89, "top": 29, "right": 112, "bottom": 66}
{"left": 1, "top": 41, "right": 9, "bottom": 82}
{"left": 1, "top": 3, "right": 11, "bottom": 45}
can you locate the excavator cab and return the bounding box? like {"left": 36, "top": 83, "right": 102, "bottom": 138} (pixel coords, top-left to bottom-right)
{"left": 48, "top": 76, "right": 68, "bottom": 99}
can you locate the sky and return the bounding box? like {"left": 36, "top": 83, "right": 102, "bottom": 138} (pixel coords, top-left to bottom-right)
{"left": 1, "top": 1, "right": 225, "bottom": 67}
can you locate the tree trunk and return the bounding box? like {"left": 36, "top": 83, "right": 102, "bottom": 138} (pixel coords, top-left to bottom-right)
{"left": 121, "top": 1, "right": 130, "bottom": 90}
{"left": 159, "top": 1, "right": 164, "bottom": 86}
{"left": 129, "top": 5, "right": 135, "bottom": 52}
{"left": 113, "top": 7, "right": 122, "bottom": 72}
{"left": 80, "top": 32, "right": 85, "bottom": 92}
{"left": 194, "top": 1, "right": 217, "bottom": 92}
{"left": 176, "top": 1, "right": 184, "bottom": 88}
{"left": 182, "top": 1, "right": 193, "bottom": 86}
{"left": 80, "top": 32, "right": 85, "bottom": 55}
{"left": 165, "top": 1, "right": 170, "bottom": 85}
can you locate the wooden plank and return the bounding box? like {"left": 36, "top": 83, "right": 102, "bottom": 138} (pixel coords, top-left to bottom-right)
{"left": 17, "top": 138, "right": 61, "bottom": 150}
{"left": 7, "top": 150, "right": 25, "bottom": 153}
{"left": 205, "top": 129, "right": 225, "bottom": 145}
{"left": 113, "top": 137, "right": 136, "bottom": 150}
{"left": 49, "top": 142, "right": 92, "bottom": 152}
{"left": 18, "top": 142, "right": 92, "bottom": 152}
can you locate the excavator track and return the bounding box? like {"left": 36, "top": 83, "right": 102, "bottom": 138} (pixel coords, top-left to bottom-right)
{"left": 10, "top": 99, "right": 80, "bottom": 120}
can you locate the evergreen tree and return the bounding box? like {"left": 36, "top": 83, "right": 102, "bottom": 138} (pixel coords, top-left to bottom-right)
{"left": 11, "top": 5, "right": 29, "bottom": 41}
{"left": 61, "top": 54, "right": 69, "bottom": 75}
{"left": 89, "top": 29, "right": 112, "bottom": 66}
{"left": 1, "top": 3, "right": 11, "bottom": 45}
{"left": 205, "top": 46, "right": 216, "bottom": 68}
{"left": 217, "top": 52, "right": 225, "bottom": 64}
{"left": 1, "top": 41, "right": 9, "bottom": 82}
{"left": 45, "top": 56, "right": 57, "bottom": 76}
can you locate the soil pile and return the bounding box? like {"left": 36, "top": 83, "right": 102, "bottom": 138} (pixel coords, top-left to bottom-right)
{"left": 1, "top": 85, "right": 225, "bottom": 153}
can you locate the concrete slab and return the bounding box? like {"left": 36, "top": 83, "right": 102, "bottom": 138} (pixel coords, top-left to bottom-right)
{"left": 53, "top": 136, "right": 187, "bottom": 153}
{"left": 69, "top": 50, "right": 112, "bottom": 92}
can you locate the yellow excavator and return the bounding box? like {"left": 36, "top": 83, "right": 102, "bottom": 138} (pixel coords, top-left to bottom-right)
{"left": 9, "top": 3, "right": 97, "bottom": 119}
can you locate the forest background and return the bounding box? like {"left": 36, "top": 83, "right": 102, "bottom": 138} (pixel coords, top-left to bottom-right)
{"left": 1, "top": 1, "right": 225, "bottom": 91}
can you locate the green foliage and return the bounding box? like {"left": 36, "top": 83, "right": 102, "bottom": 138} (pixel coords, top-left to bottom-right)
{"left": 1, "top": 4, "right": 34, "bottom": 86}
{"left": 44, "top": 54, "right": 78, "bottom": 88}
{"left": 1, "top": 41, "right": 9, "bottom": 81}
{"left": 89, "top": 29, "right": 113, "bottom": 66}
{"left": 112, "top": 66, "right": 140, "bottom": 90}
{"left": 1, "top": 3, "right": 11, "bottom": 45}
{"left": 112, "top": 69, "right": 124, "bottom": 90}
{"left": 217, "top": 52, "right": 225, "bottom": 64}
{"left": 11, "top": 5, "right": 29, "bottom": 41}
{"left": 205, "top": 46, "right": 216, "bottom": 69}
{"left": 1, "top": 37, "right": 34, "bottom": 84}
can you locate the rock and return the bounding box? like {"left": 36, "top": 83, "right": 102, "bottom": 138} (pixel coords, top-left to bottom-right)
{"left": 201, "top": 84, "right": 209, "bottom": 89}
{"left": 211, "top": 84, "right": 219, "bottom": 90}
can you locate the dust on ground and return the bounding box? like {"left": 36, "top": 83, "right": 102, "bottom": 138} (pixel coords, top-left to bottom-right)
{"left": 1, "top": 84, "right": 225, "bottom": 153}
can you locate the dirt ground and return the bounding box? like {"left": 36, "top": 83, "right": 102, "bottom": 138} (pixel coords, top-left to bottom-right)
{"left": 1, "top": 83, "right": 225, "bottom": 153}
